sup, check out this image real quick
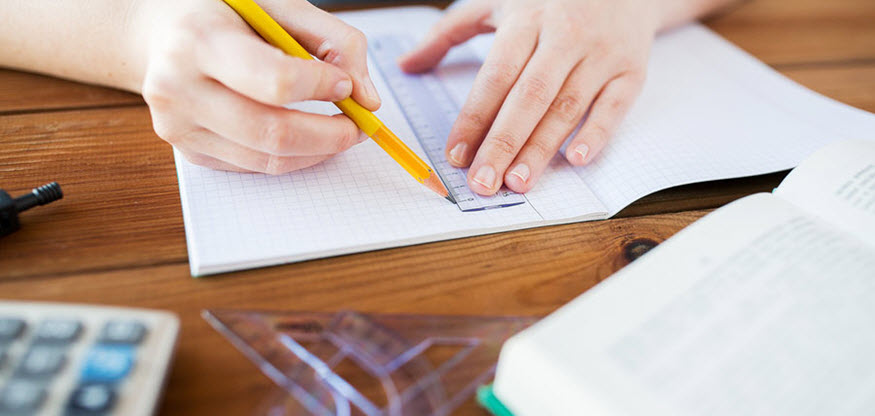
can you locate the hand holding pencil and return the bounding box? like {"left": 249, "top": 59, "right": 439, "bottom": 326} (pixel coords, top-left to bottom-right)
{"left": 125, "top": 0, "right": 445, "bottom": 199}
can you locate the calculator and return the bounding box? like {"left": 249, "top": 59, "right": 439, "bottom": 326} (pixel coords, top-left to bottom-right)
{"left": 0, "top": 302, "right": 179, "bottom": 416}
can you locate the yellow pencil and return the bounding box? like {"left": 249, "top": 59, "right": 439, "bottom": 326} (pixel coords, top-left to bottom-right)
{"left": 220, "top": 0, "right": 451, "bottom": 201}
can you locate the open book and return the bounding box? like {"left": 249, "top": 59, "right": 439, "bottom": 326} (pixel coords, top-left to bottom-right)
{"left": 490, "top": 139, "right": 875, "bottom": 415}
{"left": 174, "top": 7, "right": 875, "bottom": 276}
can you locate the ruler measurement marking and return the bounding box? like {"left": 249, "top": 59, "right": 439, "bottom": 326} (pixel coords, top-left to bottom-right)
{"left": 370, "top": 35, "right": 527, "bottom": 212}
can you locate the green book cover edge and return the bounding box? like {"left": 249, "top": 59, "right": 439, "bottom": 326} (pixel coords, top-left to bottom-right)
{"left": 477, "top": 385, "right": 516, "bottom": 416}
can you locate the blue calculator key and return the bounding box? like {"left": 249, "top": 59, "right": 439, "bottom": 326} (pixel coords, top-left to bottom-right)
{"left": 80, "top": 345, "right": 135, "bottom": 383}
{"left": 99, "top": 320, "right": 147, "bottom": 345}
{"left": 0, "top": 380, "right": 47, "bottom": 413}
{"left": 34, "top": 319, "right": 83, "bottom": 344}
{"left": 66, "top": 384, "right": 116, "bottom": 415}
{"left": 18, "top": 346, "right": 67, "bottom": 378}
{"left": 0, "top": 318, "right": 25, "bottom": 342}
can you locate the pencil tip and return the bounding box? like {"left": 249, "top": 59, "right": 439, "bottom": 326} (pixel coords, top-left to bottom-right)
{"left": 423, "top": 172, "right": 453, "bottom": 203}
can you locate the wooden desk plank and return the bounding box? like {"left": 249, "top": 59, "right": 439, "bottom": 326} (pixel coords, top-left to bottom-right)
{"left": 0, "top": 69, "right": 142, "bottom": 114}
{"left": 0, "top": 0, "right": 871, "bottom": 115}
{"left": 708, "top": 0, "right": 875, "bottom": 66}
{"left": 0, "top": 209, "right": 707, "bottom": 415}
{"left": 1, "top": 62, "right": 872, "bottom": 279}
{"left": 0, "top": 107, "right": 186, "bottom": 279}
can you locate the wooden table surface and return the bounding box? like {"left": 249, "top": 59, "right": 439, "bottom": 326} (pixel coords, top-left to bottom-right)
{"left": 1, "top": 0, "right": 873, "bottom": 414}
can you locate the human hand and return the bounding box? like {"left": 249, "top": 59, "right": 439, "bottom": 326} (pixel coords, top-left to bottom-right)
{"left": 137, "top": 0, "right": 381, "bottom": 174}
{"left": 399, "top": 0, "right": 659, "bottom": 195}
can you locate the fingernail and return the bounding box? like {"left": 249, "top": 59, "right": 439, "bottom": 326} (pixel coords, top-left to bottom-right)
{"left": 334, "top": 79, "right": 352, "bottom": 100}
{"left": 574, "top": 144, "right": 590, "bottom": 164}
{"left": 357, "top": 131, "right": 369, "bottom": 143}
{"left": 364, "top": 79, "right": 381, "bottom": 105}
{"left": 508, "top": 163, "right": 530, "bottom": 184}
{"left": 472, "top": 165, "right": 496, "bottom": 190}
{"left": 448, "top": 143, "right": 467, "bottom": 165}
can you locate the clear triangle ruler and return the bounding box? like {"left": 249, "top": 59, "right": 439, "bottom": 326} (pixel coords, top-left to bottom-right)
{"left": 369, "top": 34, "right": 527, "bottom": 212}
{"left": 203, "top": 309, "right": 537, "bottom": 415}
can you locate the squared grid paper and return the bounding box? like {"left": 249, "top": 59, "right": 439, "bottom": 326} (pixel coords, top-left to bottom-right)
{"left": 572, "top": 25, "right": 875, "bottom": 215}
{"left": 175, "top": 10, "right": 875, "bottom": 275}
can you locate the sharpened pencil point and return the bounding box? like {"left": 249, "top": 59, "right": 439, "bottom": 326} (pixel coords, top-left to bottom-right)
{"left": 423, "top": 171, "right": 451, "bottom": 202}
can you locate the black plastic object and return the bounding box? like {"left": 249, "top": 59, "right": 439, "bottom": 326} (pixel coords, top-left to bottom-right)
{"left": 0, "top": 182, "right": 63, "bottom": 237}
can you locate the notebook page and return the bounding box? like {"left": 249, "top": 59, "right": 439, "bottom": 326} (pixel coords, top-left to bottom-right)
{"left": 552, "top": 25, "right": 875, "bottom": 215}
{"left": 176, "top": 7, "right": 607, "bottom": 275}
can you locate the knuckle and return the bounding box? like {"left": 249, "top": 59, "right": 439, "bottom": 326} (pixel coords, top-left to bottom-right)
{"left": 149, "top": 117, "right": 177, "bottom": 143}
{"left": 141, "top": 74, "right": 175, "bottom": 111}
{"left": 457, "top": 109, "right": 488, "bottom": 131}
{"left": 482, "top": 62, "right": 521, "bottom": 91}
{"left": 487, "top": 134, "right": 520, "bottom": 158}
{"left": 331, "top": 124, "right": 359, "bottom": 154}
{"left": 263, "top": 154, "right": 286, "bottom": 175}
{"left": 586, "top": 123, "right": 611, "bottom": 145}
{"left": 268, "top": 66, "right": 298, "bottom": 104}
{"left": 525, "top": 139, "right": 554, "bottom": 160}
{"left": 341, "top": 28, "right": 368, "bottom": 52}
{"left": 550, "top": 94, "right": 585, "bottom": 123}
{"left": 605, "top": 95, "right": 626, "bottom": 113}
{"left": 259, "top": 116, "right": 293, "bottom": 155}
{"left": 518, "top": 77, "right": 551, "bottom": 106}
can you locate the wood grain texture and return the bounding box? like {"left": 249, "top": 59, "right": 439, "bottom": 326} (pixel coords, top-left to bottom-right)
{"left": 707, "top": 0, "right": 875, "bottom": 66}
{"left": 0, "top": 209, "right": 706, "bottom": 415}
{"left": 0, "top": 0, "right": 872, "bottom": 414}
{"left": 0, "top": 69, "right": 142, "bottom": 114}
{"left": 1, "top": 61, "right": 872, "bottom": 279}
{"left": 0, "top": 107, "right": 185, "bottom": 280}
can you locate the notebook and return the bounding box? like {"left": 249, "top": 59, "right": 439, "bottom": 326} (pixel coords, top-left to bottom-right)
{"left": 489, "top": 139, "right": 875, "bottom": 415}
{"left": 174, "top": 6, "right": 875, "bottom": 276}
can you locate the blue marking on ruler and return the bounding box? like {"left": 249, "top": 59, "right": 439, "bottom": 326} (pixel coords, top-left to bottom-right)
{"left": 369, "top": 34, "right": 527, "bottom": 212}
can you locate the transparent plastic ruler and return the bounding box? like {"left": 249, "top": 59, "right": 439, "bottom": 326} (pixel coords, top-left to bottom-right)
{"left": 370, "top": 35, "right": 527, "bottom": 212}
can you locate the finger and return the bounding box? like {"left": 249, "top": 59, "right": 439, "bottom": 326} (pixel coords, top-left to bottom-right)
{"left": 178, "top": 150, "right": 255, "bottom": 173}
{"left": 565, "top": 72, "right": 645, "bottom": 166}
{"left": 188, "top": 78, "right": 364, "bottom": 157}
{"left": 197, "top": 27, "right": 353, "bottom": 106}
{"left": 397, "top": 1, "right": 495, "bottom": 73}
{"left": 263, "top": 0, "right": 382, "bottom": 109}
{"left": 443, "top": 19, "right": 539, "bottom": 170}
{"left": 504, "top": 63, "right": 612, "bottom": 192}
{"left": 175, "top": 128, "right": 334, "bottom": 175}
{"left": 466, "top": 44, "right": 580, "bottom": 195}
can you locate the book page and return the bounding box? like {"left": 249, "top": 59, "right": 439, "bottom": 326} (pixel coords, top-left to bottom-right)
{"left": 774, "top": 140, "right": 875, "bottom": 246}
{"left": 496, "top": 194, "right": 875, "bottom": 415}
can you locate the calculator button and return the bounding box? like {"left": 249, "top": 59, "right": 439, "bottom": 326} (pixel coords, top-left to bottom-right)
{"left": 17, "top": 346, "right": 67, "bottom": 377}
{"left": 0, "top": 318, "right": 26, "bottom": 342}
{"left": 67, "top": 384, "right": 116, "bottom": 414}
{"left": 99, "top": 320, "right": 147, "bottom": 345}
{"left": 34, "top": 319, "right": 83, "bottom": 344}
{"left": 0, "top": 381, "right": 46, "bottom": 412}
{"left": 80, "top": 345, "right": 135, "bottom": 383}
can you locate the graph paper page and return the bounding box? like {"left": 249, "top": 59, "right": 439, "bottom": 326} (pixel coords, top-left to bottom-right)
{"left": 176, "top": 7, "right": 606, "bottom": 275}
{"left": 551, "top": 25, "right": 875, "bottom": 215}
{"left": 175, "top": 7, "right": 875, "bottom": 275}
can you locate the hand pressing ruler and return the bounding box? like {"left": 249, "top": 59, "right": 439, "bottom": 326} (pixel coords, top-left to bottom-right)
{"left": 370, "top": 35, "right": 527, "bottom": 212}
